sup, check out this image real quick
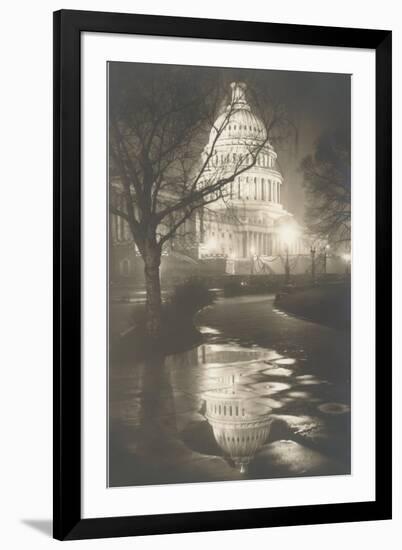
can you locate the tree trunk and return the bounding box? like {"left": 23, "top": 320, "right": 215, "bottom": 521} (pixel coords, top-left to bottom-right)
{"left": 143, "top": 241, "right": 162, "bottom": 339}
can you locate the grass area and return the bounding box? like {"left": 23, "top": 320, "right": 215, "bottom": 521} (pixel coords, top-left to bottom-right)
{"left": 275, "top": 282, "right": 351, "bottom": 330}
{"left": 110, "top": 279, "right": 215, "bottom": 361}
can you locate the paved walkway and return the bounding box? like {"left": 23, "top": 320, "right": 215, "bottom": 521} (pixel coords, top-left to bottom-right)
{"left": 109, "top": 295, "right": 351, "bottom": 487}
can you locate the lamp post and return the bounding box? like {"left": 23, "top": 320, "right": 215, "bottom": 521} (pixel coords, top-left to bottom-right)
{"left": 322, "top": 244, "right": 330, "bottom": 275}
{"left": 284, "top": 244, "right": 290, "bottom": 285}
{"left": 250, "top": 245, "right": 256, "bottom": 275}
{"left": 279, "top": 223, "right": 300, "bottom": 287}
{"left": 310, "top": 245, "right": 316, "bottom": 285}
{"left": 342, "top": 252, "right": 351, "bottom": 275}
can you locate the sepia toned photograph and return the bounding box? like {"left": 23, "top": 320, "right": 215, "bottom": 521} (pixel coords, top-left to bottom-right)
{"left": 108, "top": 62, "right": 351, "bottom": 487}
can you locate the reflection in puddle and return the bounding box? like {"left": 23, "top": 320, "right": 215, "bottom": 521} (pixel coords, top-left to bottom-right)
{"left": 204, "top": 385, "right": 272, "bottom": 473}
{"left": 196, "top": 341, "right": 330, "bottom": 473}
{"left": 198, "top": 326, "right": 221, "bottom": 335}
{"left": 262, "top": 367, "right": 293, "bottom": 377}
{"left": 288, "top": 391, "right": 311, "bottom": 399}
{"left": 110, "top": 296, "right": 351, "bottom": 486}
{"left": 274, "top": 358, "right": 296, "bottom": 366}
{"left": 167, "top": 339, "right": 349, "bottom": 477}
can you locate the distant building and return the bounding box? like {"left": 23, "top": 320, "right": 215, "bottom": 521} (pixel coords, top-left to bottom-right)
{"left": 110, "top": 82, "right": 339, "bottom": 282}
{"left": 196, "top": 81, "right": 310, "bottom": 275}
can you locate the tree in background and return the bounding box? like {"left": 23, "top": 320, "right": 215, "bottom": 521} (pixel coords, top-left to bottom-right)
{"left": 301, "top": 130, "right": 351, "bottom": 249}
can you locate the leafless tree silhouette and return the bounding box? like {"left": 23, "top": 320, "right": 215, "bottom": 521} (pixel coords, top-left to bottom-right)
{"left": 109, "top": 64, "right": 294, "bottom": 337}
{"left": 301, "top": 131, "right": 351, "bottom": 249}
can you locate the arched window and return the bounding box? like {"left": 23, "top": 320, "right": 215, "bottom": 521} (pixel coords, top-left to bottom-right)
{"left": 261, "top": 178, "right": 265, "bottom": 201}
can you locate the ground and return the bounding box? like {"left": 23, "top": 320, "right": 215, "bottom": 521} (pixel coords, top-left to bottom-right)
{"left": 109, "top": 292, "right": 351, "bottom": 486}
{"left": 275, "top": 282, "right": 351, "bottom": 330}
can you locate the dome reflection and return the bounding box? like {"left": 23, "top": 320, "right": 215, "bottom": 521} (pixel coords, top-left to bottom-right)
{"left": 203, "top": 384, "right": 272, "bottom": 473}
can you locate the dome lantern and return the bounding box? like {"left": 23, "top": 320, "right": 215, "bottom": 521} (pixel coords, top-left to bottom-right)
{"left": 229, "top": 82, "right": 249, "bottom": 110}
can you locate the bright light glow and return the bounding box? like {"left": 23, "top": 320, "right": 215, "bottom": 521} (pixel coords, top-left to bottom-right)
{"left": 279, "top": 224, "right": 300, "bottom": 247}
{"left": 342, "top": 253, "right": 351, "bottom": 262}
{"left": 250, "top": 246, "right": 256, "bottom": 255}
{"left": 205, "top": 237, "right": 217, "bottom": 251}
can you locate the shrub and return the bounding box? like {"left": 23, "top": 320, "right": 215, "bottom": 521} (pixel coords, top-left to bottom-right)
{"left": 169, "top": 278, "right": 214, "bottom": 316}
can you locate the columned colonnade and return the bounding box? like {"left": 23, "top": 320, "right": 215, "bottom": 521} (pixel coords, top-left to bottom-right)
{"left": 243, "top": 231, "right": 278, "bottom": 257}
{"left": 233, "top": 176, "right": 281, "bottom": 203}
{"left": 241, "top": 230, "right": 302, "bottom": 258}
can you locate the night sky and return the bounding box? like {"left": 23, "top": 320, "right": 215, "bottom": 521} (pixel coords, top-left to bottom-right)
{"left": 109, "top": 62, "right": 351, "bottom": 223}
{"left": 250, "top": 68, "right": 351, "bottom": 219}
{"left": 216, "top": 66, "right": 351, "bottom": 220}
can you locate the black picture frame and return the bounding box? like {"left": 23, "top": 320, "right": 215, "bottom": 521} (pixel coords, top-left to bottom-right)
{"left": 53, "top": 9, "right": 392, "bottom": 541}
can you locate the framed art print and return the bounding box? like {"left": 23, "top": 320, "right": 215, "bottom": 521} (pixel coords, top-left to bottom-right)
{"left": 53, "top": 10, "right": 392, "bottom": 540}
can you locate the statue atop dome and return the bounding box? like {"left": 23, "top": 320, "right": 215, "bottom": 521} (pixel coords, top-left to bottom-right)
{"left": 229, "top": 82, "right": 249, "bottom": 109}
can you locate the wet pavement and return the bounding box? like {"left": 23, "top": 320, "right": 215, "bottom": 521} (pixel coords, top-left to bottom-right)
{"left": 109, "top": 294, "right": 351, "bottom": 487}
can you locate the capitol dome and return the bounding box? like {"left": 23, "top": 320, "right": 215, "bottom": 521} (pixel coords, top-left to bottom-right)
{"left": 210, "top": 82, "right": 268, "bottom": 143}
{"left": 202, "top": 82, "right": 280, "bottom": 194}
{"left": 197, "top": 80, "right": 296, "bottom": 267}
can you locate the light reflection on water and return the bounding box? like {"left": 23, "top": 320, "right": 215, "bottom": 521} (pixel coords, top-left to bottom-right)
{"left": 110, "top": 298, "right": 351, "bottom": 486}
{"left": 164, "top": 334, "right": 349, "bottom": 474}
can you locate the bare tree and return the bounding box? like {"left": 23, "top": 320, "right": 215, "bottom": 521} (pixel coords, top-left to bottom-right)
{"left": 301, "top": 131, "right": 351, "bottom": 249}
{"left": 109, "top": 64, "right": 293, "bottom": 338}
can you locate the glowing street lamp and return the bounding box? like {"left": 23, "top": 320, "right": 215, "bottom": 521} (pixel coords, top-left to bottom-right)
{"left": 342, "top": 252, "right": 351, "bottom": 275}
{"left": 322, "top": 244, "right": 330, "bottom": 274}
{"left": 204, "top": 237, "right": 217, "bottom": 256}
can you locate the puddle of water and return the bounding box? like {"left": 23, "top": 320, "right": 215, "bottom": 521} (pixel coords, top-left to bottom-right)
{"left": 287, "top": 391, "right": 312, "bottom": 399}
{"left": 299, "top": 379, "right": 324, "bottom": 386}
{"left": 159, "top": 338, "right": 347, "bottom": 476}
{"left": 249, "top": 381, "right": 291, "bottom": 395}
{"left": 274, "top": 358, "right": 297, "bottom": 366}
{"left": 262, "top": 366, "right": 293, "bottom": 377}
{"left": 194, "top": 340, "right": 330, "bottom": 472}
{"left": 203, "top": 384, "right": 273, "bottom": 473}
{"left": 198, "top": 326, "right": 222, "bottom": 335}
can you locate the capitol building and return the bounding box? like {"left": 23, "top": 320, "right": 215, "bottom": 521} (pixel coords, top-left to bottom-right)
{"left": 110, "top": 81, "right": 321, "bottom": 280}
{"left": 195, "top": 81, "right": 308, "bottom": 275}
